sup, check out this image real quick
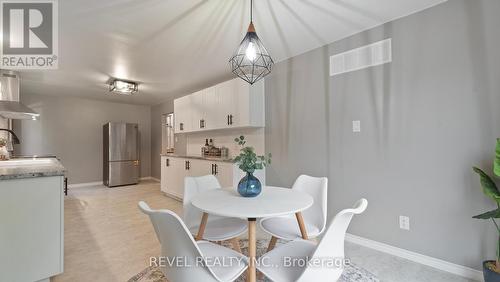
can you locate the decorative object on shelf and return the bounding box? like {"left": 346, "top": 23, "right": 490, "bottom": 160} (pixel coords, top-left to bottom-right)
{"left": 472, "top": 139, "right": 500, "bottom": 282}
{"left": 202, "top": 138, "right": 226, "bottom": 158}
{"left": 0, "top": 138, "right": 10, "bottom": 160}
{"left": 229, "top": 0, "right": 274, "bottom": 85}
{"left": 233, "top": 135, "right": 271, "bottom": 197}
{"left": 109, "top": 79, "right": 138, "bottom": 95}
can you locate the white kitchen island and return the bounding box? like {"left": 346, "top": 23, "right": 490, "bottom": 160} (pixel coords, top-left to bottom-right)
{"left": 0, "top": 158, "right": 66, "bottom": 282}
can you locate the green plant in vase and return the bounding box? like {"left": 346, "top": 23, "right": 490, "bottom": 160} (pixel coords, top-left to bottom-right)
{"left": 233, "top": 135, "right": 271, "bottom": 197}
{"left": 473, "top": 139, "right": 500, "bottom": 281}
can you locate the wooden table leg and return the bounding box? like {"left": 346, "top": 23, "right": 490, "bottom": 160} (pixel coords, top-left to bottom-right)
{"left": 195, "top": 212, "right": 208, "bottom": 241}
{"left": 295, "top": 212, "right": 309, "bottom": 240}
{"left": 247, "top": 218, "right": 257, "bottom": 282}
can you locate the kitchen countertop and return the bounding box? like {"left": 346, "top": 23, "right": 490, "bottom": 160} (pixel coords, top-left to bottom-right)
{"left": 160, "top": 153, "right": 234, "bottom": 163}
{"left": 0, "top": 157, "right": 66, "bottom": 180}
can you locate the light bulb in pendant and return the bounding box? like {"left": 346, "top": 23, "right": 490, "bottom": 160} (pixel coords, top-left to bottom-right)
{"left": 246, "top": 42, "right": 257, "bottom": 61}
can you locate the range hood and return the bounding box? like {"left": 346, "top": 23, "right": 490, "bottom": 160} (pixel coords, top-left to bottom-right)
{"left": 0, "top": 70, "right": 39, "bottom": 120}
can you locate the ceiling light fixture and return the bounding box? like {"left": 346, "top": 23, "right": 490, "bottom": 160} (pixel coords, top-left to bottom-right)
{"left": 229, "top": 0, "right": 274, "bottom": 85}
{"left": 109, "top": 79, "right": 138, "bottom": 95}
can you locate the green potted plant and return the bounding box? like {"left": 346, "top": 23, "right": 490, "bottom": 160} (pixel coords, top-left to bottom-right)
{"left": 233, "top": 135, "right": 271, "bottom": 197}
{"left": 473, "top": 139, "right": 500, "bottom": 282}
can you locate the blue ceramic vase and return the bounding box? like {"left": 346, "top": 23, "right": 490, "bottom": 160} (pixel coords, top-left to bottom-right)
{"left": 238, "top": 172, "right": 261, "bottom": 197}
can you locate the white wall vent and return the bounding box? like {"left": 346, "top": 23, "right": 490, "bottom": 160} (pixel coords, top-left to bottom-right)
{"left": 330, "top": 38, "right": 392, "bottom": 76}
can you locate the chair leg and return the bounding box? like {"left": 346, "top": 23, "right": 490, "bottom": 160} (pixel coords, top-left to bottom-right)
{"left": 230, "top": 238, "right": 242, "bottom": 253}
{"left": 267, "top": 236, "right": 278, "bottom": 252}
{"left": 295, "top": 212, "right": 309, "bottom": 240}
{"left": 195, "top": 213, "right": 209, "bottom": 241}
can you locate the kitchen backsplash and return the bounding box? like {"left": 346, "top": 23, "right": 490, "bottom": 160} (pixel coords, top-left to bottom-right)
{"left": 183, "top": 128, "right": 265, "bottom": 158}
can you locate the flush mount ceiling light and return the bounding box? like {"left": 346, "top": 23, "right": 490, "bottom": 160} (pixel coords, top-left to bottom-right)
{"left": 109, "top": 79, "right": 138, "bottom": 95}
{"left": 229, "top": 0, "right": 274, "bottom": 85}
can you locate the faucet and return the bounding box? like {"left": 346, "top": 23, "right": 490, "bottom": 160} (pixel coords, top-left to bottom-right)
{"left": 0, "top": 128, "right": 20, "bottom": 144}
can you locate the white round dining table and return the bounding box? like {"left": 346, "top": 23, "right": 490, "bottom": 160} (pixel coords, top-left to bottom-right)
{"left": 191, "top": 186, "right": 313, "bottom": 282}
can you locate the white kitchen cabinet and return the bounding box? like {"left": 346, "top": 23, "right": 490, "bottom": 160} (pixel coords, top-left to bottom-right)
{"left": 202, "top": 86, "right": 217, "bottom": 130}
{"left": 173, "top": 78, "right": 264, "bottom": 134}
{"left": 190, "top": 90, "right": 205, "bottom": 131}
{"left": 0, "top": 176, "right": 64, "bottom": 282}
{"left": 187, "top": 159, "right": 210, "bottom": 177}
{"left": 174, "top": 96, "right": 192, "bottom": 133}
{"left": 214, "top": 162, "right": 234, "bottom": 188}
{"left": 160, "top": 156, "right": 265, "bottom": 201}
{"left": 160, "top": 156, "right": 169, "bottom": 193}
{"left": 161, "top": 156, "right": 186, "bottom": 199}
{"left": 215, "top": 79, "right": 237, "bottom": 128}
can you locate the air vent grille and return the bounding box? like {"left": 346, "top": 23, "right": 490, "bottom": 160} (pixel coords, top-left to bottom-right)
{"left": 330, "top": 39, "right": 392, "bottom": 76}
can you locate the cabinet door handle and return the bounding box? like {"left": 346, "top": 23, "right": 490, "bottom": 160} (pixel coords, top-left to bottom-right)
{"left": 64, "top": 177, "right": 68, "bottom": 196}
{"left": 166, "top": 158, "right": 170, "bottom": 167}
{"left": 229, "top": 114, "right": 233, "bottom": 125}
{"left": 180, "top": 123, "right": 184, "bottom": 131}
{"left": 211, "top": 164, "right": 215, "bottom": 175}
{"left": 187, "top": 161, "right": 190, "bottom": 170}
{"left": 227, "top": 115, "right": 230, "bottom": 125}
{"left": 214, "top": 164, "right": 218, "bottom": 175}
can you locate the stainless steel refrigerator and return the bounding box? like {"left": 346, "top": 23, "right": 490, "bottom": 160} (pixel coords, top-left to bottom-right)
{"left": 103, "top": 122, "right": 140, "bottom": 187}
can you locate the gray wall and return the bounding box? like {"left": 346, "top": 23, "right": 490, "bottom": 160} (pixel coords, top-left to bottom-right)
{"left": 150, "top": 100, "right": 174, "bottom": 180}
{"left": 265, "top": 0, "right": 500, "bottom": 270}
{"left": 14, "top": 94, "right": 151, "bottom": 184}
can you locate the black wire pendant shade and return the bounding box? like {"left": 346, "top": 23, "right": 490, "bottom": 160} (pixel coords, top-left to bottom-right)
{"left": 229, "top": 0, "right": 274, "bottom": 84}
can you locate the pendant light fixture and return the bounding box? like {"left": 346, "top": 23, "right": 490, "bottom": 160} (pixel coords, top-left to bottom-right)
{"left": 229, "top": 0, "right": 274, "bottom": 84}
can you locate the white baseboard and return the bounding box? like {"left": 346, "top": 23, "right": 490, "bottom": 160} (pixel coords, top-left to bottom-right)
{"left": 345, "top": 233, "right": 483, "bottom": 282}
{"left": 68, "top": 177, "right": 159, "bottom": 188}
{"left": 162, "top": 191, "right": 182, "bottom": 202}
{"left": 67, "top": 181, "right": 103, "bottom": 188}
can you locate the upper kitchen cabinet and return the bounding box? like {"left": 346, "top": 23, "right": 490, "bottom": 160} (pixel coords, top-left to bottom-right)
{"left": 174, "top": 95, "right": 192, "bottom": 132}
{"left": 174, "top": 78, "right": 264, "bottom": 133}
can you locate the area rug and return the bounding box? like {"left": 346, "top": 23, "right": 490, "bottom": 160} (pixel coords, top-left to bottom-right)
{"left": 128, "top": 239, "right": 379, "bottom": 282}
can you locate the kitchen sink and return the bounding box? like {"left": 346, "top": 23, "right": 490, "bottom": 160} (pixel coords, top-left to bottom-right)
{"left": 0, "top": 158, "right": 55, "bottom": 167}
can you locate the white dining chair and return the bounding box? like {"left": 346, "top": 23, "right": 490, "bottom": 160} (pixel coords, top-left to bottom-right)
{"left": 138, "top": 201, "right": 248, "bottom": 282}
{"left": 257, "top": 199, "right": 368, "bottom": 282}
{"left": 259, "top": 175, "right": 328, "bottom": 250}
{"left": 184, "top": 175, "right": 247, "bottom": 251}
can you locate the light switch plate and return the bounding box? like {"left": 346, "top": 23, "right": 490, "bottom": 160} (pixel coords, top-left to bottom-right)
{"left": 352, "top": 120, "right": 361, "bottom": 132}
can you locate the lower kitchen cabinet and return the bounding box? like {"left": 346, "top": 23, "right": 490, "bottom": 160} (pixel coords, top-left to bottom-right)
{"left": 212, "top": 162, "right": 233, "bottom": 188}
{"left": 160, "top": 155, "right": 265, "bottom": 200}
{"left": 0, "top": 176, "right": 64, "bottom": 282}
{"left": 161, "top": 157, "right": 185, "bottom": 199}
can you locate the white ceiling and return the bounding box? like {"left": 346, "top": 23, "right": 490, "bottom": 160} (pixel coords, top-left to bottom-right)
{"left": 18, "top": 0, "right": 447, "bottom": 105}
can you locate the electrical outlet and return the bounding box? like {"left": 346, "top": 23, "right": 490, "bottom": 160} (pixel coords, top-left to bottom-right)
{"left": 399, "top": 216, "right": 410, "bottom": 230}
{"left": 352, "top": 120, "right": 361, "bottom": 132}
